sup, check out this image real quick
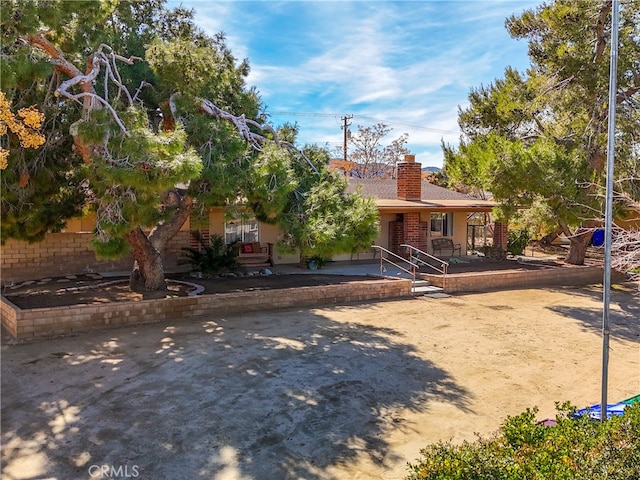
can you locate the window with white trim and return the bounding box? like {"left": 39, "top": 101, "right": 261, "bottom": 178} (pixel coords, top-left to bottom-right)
{"left": 430, "top": 212, "right": 453, "bottom": 237}
{"left": 225, "top": 218, "right": 259, "bottom": 244}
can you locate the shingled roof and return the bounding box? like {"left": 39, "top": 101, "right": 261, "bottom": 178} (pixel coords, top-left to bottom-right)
{"left": 346, "top": 178, "right": 479, "bottom": 201}
{"left": 345, "top": 178, "right": 495, "bottom": 211}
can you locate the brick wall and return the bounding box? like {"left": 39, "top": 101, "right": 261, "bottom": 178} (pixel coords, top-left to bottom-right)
{"left": 388, "top": 219, "right": 429, "bottom": 255}
{"left": 1, "top": 278, "right": 411, "bottom": 340}
{"left": 165, "top": 231, "right": 191, "bottom": 269}
{"left": 423, "top": 265, "right": 616, "bottom": 293}
{"left": 1, "top": 231, "right": 191, "bottom": 283}
{"left": 419, "top": 221, "right": 429, "bottom": 252}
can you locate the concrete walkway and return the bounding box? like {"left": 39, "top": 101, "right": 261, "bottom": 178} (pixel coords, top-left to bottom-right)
{"left": 268, "top": 260, "right": 401, "bottom": 278}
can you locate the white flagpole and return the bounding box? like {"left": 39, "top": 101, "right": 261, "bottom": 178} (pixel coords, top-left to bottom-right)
{"left": 601, "top": 0, "right": 619, "bottom": 422}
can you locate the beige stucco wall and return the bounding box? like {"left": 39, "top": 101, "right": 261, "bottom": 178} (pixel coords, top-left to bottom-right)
{"left": 452, "top": 212, "right": 469, "bottom": 255}
{"left": 332, "top": 210, "right": 470, "bottom": 262}
{"left": 261, "top": 223, "right": 300, "bottom": 265}
{"left": 2, "top": 205, "right": 477, "bottom": 281}
{"left": 420, "top": 211, "right": 468, "bottom": 256}
{"left": 208, "top": 210, "right": 226, "bottom": 237}
{"left": 206, "top": 210, "right": 299, "bottom": 265}
{"left": 62, "top": 211, "right": 193, "bottom": 233}
{"left": 376, "top": 210, "right": 468, "bottom": 256}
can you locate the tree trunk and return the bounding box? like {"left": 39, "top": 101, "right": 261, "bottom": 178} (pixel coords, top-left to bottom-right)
{"left": 125, "top": 227, "right": 167, "bottom": 292}
{"left": 123, "top": 193, "right": 194, "bottom": 292}
{"left": 560, "top": 224, "right": 593, "bottom": 265}
{"left": 540, "top": 227, "right": 563, "bottom": 246}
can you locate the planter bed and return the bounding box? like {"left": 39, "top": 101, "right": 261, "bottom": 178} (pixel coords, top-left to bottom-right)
{"left": 1, "top": 277, "right": 411, "bottom": 341}
{"left": 424, "top": 264, "right": 615, "bottom": 293}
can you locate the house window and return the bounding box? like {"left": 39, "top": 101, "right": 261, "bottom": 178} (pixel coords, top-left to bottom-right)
{"left": 430, "top": 213, "right": 453, "bottom": 237}
{"left": 225, "top": 218, "right": 259, "bottom": 244}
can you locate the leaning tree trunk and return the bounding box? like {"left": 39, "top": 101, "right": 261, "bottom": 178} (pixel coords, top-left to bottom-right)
{"left": 125, "top": 227, "right": 167, "bottom": 292}
{"left": 540, "top": 227, "right": 563, "bottom": 246}
{"left": 560, "top": 224, "right": 593, "bottom": 265}
{"left": 124, "top": 193, "right": 194, "bottom": 292}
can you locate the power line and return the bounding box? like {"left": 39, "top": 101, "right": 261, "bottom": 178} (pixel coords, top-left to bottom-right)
{"left": 268, "top": 111, "right": 460, "bottom": 135}
{"left": 356, "top": 115, "right": 460, "bottom": 135}
{"left": 269, "top": 112, "right": 342, "bottom": 118}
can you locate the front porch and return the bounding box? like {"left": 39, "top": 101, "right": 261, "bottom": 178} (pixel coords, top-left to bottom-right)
{"left": 267, "top": 253, "right": 613, "bottom": 295}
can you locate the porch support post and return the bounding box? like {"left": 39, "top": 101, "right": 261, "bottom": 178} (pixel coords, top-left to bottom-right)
{"left": 403, "top": 211, "right": 421, "bottom": 251}
{"left": 493, "top": 221, "right": 509, "bottom": 250}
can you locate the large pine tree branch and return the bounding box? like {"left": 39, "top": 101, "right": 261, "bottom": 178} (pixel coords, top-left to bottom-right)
{"left": 25, "top": 33, "right": 89, "bottom": 96}
{"left": 617, "top": 86, "right": 640, "bottom": 104}
{"left": 26, "top": 33, "right": 122, "bottom": 162}
{"left": 27, "top": 33, "right": 143, "bottom": 134}
{"left": 593, "top": 1, "right": 612, "bottom": 63}
{"left": 148, "top": 191, "right": 194, "bottom": 250}
{"left": 29, "top": 35, "right": 319, "bottom": 175}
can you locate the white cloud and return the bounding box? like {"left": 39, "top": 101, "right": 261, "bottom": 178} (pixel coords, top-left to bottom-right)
{"left": 170, "top": 0, "right": 542, "bottom": 167}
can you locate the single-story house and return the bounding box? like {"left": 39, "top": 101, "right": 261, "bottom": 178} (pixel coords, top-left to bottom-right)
{"left": 1, "top": 155, "right": 498, "bottom": 282}
{"left": 340, "top": 155, "right": 496, "bottom": 261}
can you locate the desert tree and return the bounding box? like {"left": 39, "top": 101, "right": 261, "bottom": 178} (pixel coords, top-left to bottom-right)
{"left": 443, "top": 0, "right": 640, "bottom": 265}
{"left": 336, "top": 123, "right": 409, "bottom": 179}
{"left": 4, "top": 0, "right": 266, "bottom": 291}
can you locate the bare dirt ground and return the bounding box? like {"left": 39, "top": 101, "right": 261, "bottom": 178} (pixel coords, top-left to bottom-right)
{"left": 2, "top": 282, "right": 638, "bottom": 480}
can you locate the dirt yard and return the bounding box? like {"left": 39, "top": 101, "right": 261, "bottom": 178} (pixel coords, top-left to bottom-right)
{"left": 2, "top": 284, "right": 638, "bottom": 480}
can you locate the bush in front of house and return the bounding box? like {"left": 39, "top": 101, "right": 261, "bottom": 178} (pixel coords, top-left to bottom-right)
{"left": 406, "top": 402, "right": 640, "bottom": 480}
{"left": 507, "top": 228, "right": 531, "bottom": 256}
{"left": 181, "top": 233, "right": 244, "bottom": 276}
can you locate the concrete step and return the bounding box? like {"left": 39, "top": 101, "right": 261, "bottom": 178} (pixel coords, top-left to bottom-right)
{"left": 413, "top": 285, "right": 444, "bottom": 294}
{"left": 412, "top": 279, "right": 448, "bottom": 297}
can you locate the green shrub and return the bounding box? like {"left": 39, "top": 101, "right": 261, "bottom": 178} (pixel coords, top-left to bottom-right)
{"left": 181, "top": 233, "right": 244, "bottom": 275}
{"left": 507, "top": 228, "right": 531, "bottom": 256}
{"left": 406, "top": 402, "right": 640, "bottom": 480}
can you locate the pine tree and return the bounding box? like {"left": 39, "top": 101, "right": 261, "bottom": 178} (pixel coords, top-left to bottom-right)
{"left": 443, "top": 0, "right": 640, "bottom": 265}
{"left": 2, "top": 0, "right": 380, "bottom": 289}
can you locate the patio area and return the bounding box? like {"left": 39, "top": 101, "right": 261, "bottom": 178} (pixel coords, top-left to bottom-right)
{"left": 268, "top": 254, "right": 609, "bottom": 294}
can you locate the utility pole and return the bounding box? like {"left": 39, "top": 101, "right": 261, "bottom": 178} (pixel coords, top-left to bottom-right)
{"left": 341, "top": 115, "right": 353, "bottom": 162}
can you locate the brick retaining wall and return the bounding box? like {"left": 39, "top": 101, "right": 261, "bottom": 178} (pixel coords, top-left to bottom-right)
{"left": 425, "top": 265, "right": 615, "bottom": 293}
{"left": 1, "top": 278, "right": 411, "bottom": 341}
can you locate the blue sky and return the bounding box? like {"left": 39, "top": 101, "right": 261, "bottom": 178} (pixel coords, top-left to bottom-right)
{"left": 168, "top": 0, "right": 542, "bottom": 168}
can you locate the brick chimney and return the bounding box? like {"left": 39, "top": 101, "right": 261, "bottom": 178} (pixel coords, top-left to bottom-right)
{"left": 396, "top": 154, "right": 422, "bottom": 201}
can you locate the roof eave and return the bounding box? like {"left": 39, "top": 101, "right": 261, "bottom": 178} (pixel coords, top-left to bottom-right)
{"left": 376, "top": 199, "right": 496, "bottom": 212}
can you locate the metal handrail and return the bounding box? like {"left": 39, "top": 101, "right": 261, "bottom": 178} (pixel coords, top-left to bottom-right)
{"left": 371, "top": 245, "right": 417, "bottom": 286}
{"left": 401, "top": 244, "right": 448, "bottom": 292}
{"left": 400, "top": 244, "right": 449, "bottom": 275}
